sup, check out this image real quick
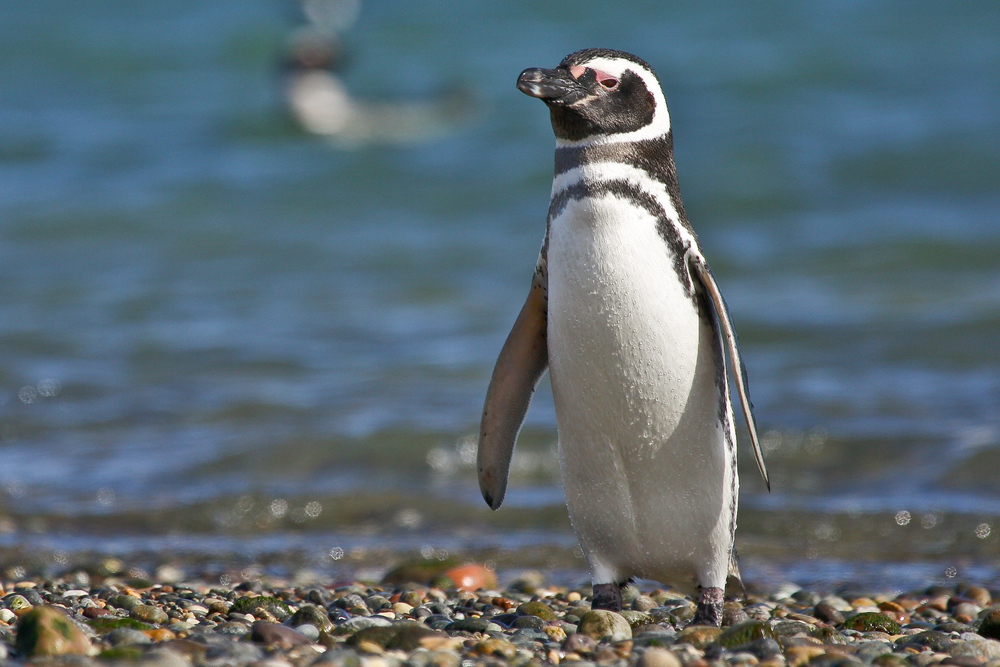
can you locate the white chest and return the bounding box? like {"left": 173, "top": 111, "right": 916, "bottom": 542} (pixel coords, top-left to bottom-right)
{"left": 544, "top": 190, "right": 734, "bottom": 587}
{"left": 546, "top": 192, "right": 703, "bottom": 434}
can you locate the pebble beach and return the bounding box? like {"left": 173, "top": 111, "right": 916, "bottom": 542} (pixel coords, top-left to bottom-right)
{"left": 4, "top": 555, "right": 1000, "bottom": 667}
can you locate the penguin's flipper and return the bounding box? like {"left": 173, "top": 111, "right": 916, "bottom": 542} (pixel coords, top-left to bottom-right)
{"left": 690, "top": 258, "right": 770, "bottom": 491}
{"left": 477, "top": 260, "right": 549, "bottom": 510}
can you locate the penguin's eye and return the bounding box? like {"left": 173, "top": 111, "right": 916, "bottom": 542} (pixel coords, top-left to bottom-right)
{"left": 593, "top": 71, "right": 619, "bottom": 90}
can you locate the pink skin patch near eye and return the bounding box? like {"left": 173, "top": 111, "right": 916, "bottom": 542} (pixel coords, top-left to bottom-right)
{"left": 569, "top": 65, "right": 619, "bottom": 89}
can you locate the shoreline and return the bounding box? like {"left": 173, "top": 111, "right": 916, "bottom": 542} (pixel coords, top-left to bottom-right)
{"left": 2, "top": 549, "right": 1000, "bottom": 665}
{"left": 1, "top": 537, "right": 997, "bottom": 595}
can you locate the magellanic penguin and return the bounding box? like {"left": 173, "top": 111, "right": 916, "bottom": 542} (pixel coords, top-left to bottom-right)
{"left": 477, "top": 48, "right": 770, "bottom": 626}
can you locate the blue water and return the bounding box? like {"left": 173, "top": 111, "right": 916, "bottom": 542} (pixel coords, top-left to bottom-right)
{"left": 2, "top": 2, "right": 1000, "bottom": 583}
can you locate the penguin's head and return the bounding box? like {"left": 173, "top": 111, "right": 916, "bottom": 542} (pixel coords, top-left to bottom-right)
{"left": 517, "top": 48, "right": 671, "bottom": 144}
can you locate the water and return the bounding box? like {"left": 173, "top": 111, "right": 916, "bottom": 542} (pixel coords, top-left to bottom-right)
{"left": 1, "top": 2, "right": 1000, "bottom": 589}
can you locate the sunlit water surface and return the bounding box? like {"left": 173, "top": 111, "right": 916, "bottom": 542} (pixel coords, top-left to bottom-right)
{"left": 1, "top": 2, "right": 999, "bottom": 589}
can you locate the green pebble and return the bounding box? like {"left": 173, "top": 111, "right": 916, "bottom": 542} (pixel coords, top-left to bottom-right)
{"left": 619, "top": 610, "right": 654, "bottom": 629}
{"left": 899, "top": 630, "right": 953, "bottom": 652}
{"left": 229, "top": 596, "right": 291, "bottom": 622}
{"left": 873, "top": 655, "right": 909, "bottom": 667}
{"left": 87, "top": 617, "right": 154, "bottom": 634}
{"left": 2, "top": 594, "right": 32, "bottom": 611}
{"left": 98, "top": 647, "right": 145, "bottom": 661}
{"left": 382, "top": 556, "right": 461, "bottom": 586}
{"left": 15, "top": 605, "right": 93, "bottom": 658}
{"left": 840, "top": 612, "right": 901, "bottom": 634}
{"left": 387, "top": 623, "right": 446, "bottom": 651}
{"left": 400, "top": 591, "right": 424, "bottom": 608}
{"left": 347, "top": 625, "right": 397, "bottom": 647}
{"left": 446, "top": 617, "right": 491, "bottom": 633}
{"left": 719, "top": 620, "right": 778, "bottom": 649}
{"left": 517, "top": 601, "right": 556, "bottom": 621}
{"left": 107, "top": 594, "right": 143, "bottom": 612}
{"left": 675, "top": 625, "right": 723, "bottom": 649}
{"left": 979, "top": 609, "right": 1000, "bottom": 640}
{"left": 130, "top": 604, "right": 169, "bottom": 625}
{"left": 291, "top": 604, "right": 333, "bottom": 633}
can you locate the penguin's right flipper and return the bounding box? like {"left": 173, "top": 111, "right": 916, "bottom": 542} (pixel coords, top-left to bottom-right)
{"left": 689, "top": 257, "right": 770, "bottom": 491}
{"left": 477, "top": 257, "right": 549, "bottom": 510}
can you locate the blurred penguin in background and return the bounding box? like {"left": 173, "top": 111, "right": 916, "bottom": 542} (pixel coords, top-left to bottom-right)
{"left": 283, "top": 0, "right": 473, "bottom": 147}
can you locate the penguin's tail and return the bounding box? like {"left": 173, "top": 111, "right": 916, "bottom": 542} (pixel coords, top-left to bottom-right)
{"left": 725, "top": 550, "right": 746, "bottom": 600}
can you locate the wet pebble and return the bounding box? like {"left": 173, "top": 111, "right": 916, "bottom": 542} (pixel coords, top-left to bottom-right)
{"left": 250, "top": 621, "right": 312, "bottom": 647}
{"left": 4, "top": 561, "right": 1000, "bottom": 667}
{"left": 107, "top": 627, "right": 153, "bottom": 646}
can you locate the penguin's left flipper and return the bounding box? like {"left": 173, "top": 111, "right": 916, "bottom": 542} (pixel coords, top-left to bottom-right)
{"left": 690, "top": 257, "right": 770, "bottom": 491}
{"left": 477, "top": 257, "right": 549, "bottom": 510}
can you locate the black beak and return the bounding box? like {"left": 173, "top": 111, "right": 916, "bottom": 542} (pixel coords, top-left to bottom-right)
{"left": 517, "top": 67, "right": 589, "bottom": 105}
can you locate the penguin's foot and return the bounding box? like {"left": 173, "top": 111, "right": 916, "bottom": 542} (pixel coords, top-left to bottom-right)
{"left": 692, "top": 586, "right": 724, "bottom": 626}
{"left": 591, "top": 583, "right": 622, "bottom": 611}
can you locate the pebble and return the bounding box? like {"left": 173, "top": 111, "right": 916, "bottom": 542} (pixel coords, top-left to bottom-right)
{"left": 14, "top": 605, "right": 92, "bottom": 657}
{"left": 577, "top": 609, "right": 632, "bottom": 642}
{"left": 250, "top": 621, "right": 313, "bottom": 647}
{"left": 107, "top": 627, "right": 153, "bottom": 646}
{"left": 638, "top": 646, "right": 683, "bottom": 667}
{"left": 131, "top": 603, "right": 170, "bottom": 625}
{"left": 3, "top": 561, "right": 1000, "bottom": 667}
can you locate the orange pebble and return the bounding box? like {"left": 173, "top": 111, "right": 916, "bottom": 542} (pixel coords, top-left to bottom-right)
{"left": 445, "top": 563, "right": 498, "bottom": 592}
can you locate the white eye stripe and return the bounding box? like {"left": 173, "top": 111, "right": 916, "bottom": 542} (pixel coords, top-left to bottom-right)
{"left": 556, "top": 57, "right": 671, "bottom": 148}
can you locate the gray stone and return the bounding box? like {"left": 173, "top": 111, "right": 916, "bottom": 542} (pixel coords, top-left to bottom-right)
{"left": 636, "top": 647, "right": 682, "bottom": 667}
{"left": 445, "top": 617, "right": 490, "bottom": 633}
{"left": 564, "top": 633, "right": 598, "bottom": 654}
{"left": 202, "top": 639, "right": 264, "bottom": 666}
{"left": 948, "top": 641, "right": 986, "bottom": 659}
{"left": 365, "top": 596, "right": 392, "bottom": 613}
{"left": 577, "top": 609, "right": 632, "bottom": 642}
{"left": 107, "top": 627, "right": 153, "bottom": 646}
{"left": 815, "top": 603, "right": 846, "bottom": 624}
{"left": 314, "top": 648, "right": 363, "bottom": 667}
{"left": 792, "top": 590, "right": 822, "bottom": 607}
{"left": 108, "top": 595, "right": 142, "bottom": 612}
{"left": 215, "top": 621, "right": 252, "bottom": 636}
{"left": 17, "top": 589, "right": 45, "bottom": 606}
{"left": 970, "top": 638, "right": 1000, "bottom": 659}
{"left": 342, "top": 616, "right": 393, "bottom": 631}
{"left": 855, "top": 641, "right": 893, "bottom": 663}
{"left": 898, "top": 630, "right": 953, "bottom": 652}
{"left": 510, "top": 628, "right": 548, "bottom": 645}
{"left": 250, "top": 621, "right": 312, "bottom": 647}
{"left": 139, "top": 648, "right": 191, "bottom": 667}
{"left": 513, "top": 615, "right": 545, "bottom": 629}
{"left": 633, "top": 596, "right": 658, "bottom": 612}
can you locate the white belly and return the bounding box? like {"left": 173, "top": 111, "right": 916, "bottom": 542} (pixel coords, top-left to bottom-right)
{"left": 547, "top": 193, "right": 736, "bottom": 590}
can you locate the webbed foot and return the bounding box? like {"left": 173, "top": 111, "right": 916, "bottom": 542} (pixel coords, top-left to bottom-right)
{"left": 691, "top": 586, "right": 723, "bottom": 626}
{"left": 591, "top": 582, "right": 623, "bottom": 611}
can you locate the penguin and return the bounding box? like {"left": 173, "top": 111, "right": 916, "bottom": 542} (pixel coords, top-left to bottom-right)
{"left": 477, "top": 48, "right": 770, "bottom": 627}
